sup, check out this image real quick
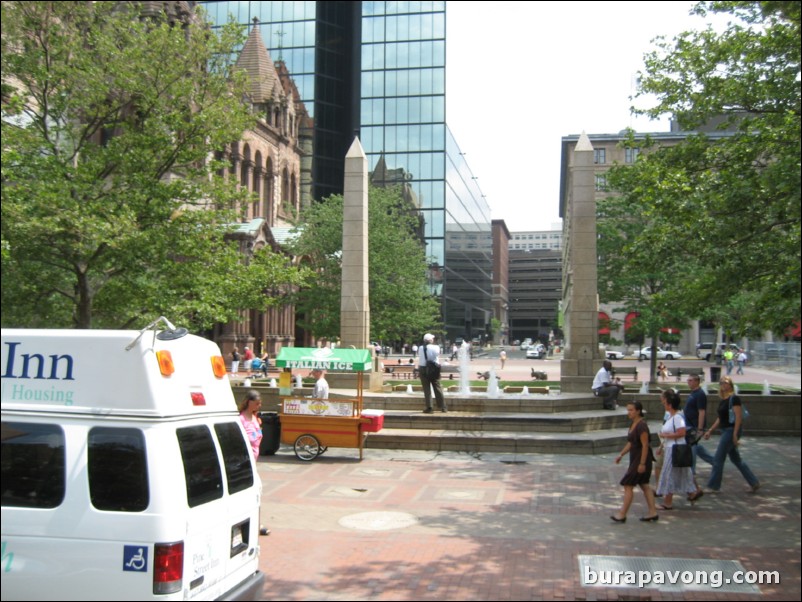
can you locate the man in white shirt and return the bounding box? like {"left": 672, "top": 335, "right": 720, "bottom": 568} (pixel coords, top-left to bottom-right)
{"left": 418, "top": 333, "right": 447, "bottom": 413}
{"left": 592, "top": 360, "right": 623, "bottom": 410}
{"left": 311, "top": 369, "right": 329, "bottom": 399}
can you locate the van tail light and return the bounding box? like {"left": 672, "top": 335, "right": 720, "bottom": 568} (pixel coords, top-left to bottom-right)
{"left": 211, "top": 355, "right": 227, "bottom": 378}
{"left": 156, "top": 350, "right": 175, "bottom": 376}
{"left": 153, "top": 541, "right": 183, "bottom": 595}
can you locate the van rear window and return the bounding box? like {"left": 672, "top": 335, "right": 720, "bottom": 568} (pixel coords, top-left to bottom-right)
{"left": 1, "top": 422, "right": 65, "bottom": 508}
{"left": 88, "top": 427, "right": 149, "bottom": 512}
{"left": 214, "top": 422, "right": 254, "bottom": 494}
{"left": 176, "top": 425, "right": 224, "bottom": 507}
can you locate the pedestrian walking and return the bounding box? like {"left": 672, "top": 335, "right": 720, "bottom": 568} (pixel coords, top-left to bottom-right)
{"left": 655, "top": 389, "right": 697, "bottom": 509}
{"left": 703, "top": 376, "right": 760, "bottom": 493}
{"left": 611, "top": 401, "right": 658, "bottom": 523}
{"left": 499, "top": 349, "right": 507, "bottom": 369}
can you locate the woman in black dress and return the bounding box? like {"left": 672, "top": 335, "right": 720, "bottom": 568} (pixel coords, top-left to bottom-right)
{"left": 611, "top": 401, "right": 659, "bottom": 523}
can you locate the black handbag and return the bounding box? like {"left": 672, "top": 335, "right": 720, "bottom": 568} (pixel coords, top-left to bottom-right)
{"left": 671, "top": 417, "right": 693, "bottom": 467}
{"left": 672, "top": 443, "right": 693, "bottom": 467}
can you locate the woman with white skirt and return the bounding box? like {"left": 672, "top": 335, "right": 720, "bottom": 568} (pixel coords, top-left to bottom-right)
{"left": 656, "top": 389, "right": 697, "bottom": 510}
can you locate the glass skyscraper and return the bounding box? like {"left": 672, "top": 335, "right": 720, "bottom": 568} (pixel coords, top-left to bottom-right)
{"left": 202, "top": 1, "right": 492, "bottom": 341}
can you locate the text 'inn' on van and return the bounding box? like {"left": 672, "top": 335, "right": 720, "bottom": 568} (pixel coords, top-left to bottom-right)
{"left": 1, "top": 318, "right": 264, "bottom": 600}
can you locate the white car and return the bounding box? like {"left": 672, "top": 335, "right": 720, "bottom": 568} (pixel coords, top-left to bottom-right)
{"left": 638, "top": 346, "right": 683, "bottom": 360}
{"left": 605, "top": 350, "right": 627, "bottom": 360}
{"left": 526, "top": 344, "right": 545, "bottom": 359}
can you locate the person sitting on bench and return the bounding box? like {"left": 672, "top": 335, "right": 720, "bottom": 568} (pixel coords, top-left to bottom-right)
{"left": 592, "top": 360, "right": 623, "bottom": 410}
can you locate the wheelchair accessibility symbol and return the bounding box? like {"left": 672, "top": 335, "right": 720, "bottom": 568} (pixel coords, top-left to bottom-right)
{"left": 123, "top": 545, "right": 148, "bottom": 572}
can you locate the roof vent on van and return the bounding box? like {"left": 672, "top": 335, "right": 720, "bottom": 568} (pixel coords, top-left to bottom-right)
{"left": 126, "top": 316, "right": 188, "bottom": 350}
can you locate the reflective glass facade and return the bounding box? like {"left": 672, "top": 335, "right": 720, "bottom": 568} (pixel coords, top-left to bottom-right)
{"left": 202, "top": 1, "right": 491, "bottom": 340}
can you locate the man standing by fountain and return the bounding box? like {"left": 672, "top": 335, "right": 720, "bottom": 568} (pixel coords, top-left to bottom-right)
{"left": 418, "top": 333, "right": 447, "bottom": 413}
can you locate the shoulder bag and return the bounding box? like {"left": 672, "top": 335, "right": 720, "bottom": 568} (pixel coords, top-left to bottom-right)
{"left": 423, "top": 345, "right": 441, "bottom": 380}
{"left": 728, "top": 395, "right": 750, "bottom": 424}
{"left": 670, "top": 415, "right": 693, "bottom": 468}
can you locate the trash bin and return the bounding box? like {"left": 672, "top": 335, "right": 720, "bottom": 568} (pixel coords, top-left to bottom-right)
{"left": 709, "top": 366, "right": 721, "bottom": 383}
{"left": 259, "top": 412, "right": 281, "bottom": 456}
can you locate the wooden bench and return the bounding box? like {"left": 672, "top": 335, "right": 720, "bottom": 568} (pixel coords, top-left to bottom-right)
{"left": 384, "top": 365, "right": 418, "bottom": 379}
{"left": 611, "top": 366, "right": 638, "bottom": 381}
{"left": 670, "top": 367, "right": 705, "bottom": 382}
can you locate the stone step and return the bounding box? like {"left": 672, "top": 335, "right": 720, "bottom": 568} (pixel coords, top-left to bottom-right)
{"left": 362, "top": 393, "right": 606, "bottom": 414}
{"left": 380, "top": 410, "right": 630, "bottom": 432}
{"left": 364, "top": 427, "right": 631, "bottom": 455}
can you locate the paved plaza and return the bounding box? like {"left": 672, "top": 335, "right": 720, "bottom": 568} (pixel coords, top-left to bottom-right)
{"left": 256, "top": 435, "right": 801, "bottom": 601}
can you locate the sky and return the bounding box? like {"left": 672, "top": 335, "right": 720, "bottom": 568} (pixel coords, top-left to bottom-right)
{"left": 445, "top": 0, "right": 712, "bottom": 231}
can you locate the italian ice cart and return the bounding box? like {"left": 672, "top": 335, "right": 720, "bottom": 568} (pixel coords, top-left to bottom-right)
{"left": 275, "top": 347, "right": 384, "bottom": 461}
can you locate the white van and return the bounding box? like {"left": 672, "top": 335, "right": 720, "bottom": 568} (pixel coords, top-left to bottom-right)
{"left": 1, "top": 320, "right": 264, "bottom": 601}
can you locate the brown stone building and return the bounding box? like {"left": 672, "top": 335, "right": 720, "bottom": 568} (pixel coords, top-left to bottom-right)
{"left": 213, "top": 20, "right": 313, "bottom": 360}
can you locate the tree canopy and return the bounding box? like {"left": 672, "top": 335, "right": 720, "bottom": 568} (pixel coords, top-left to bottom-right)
{"left": 290, "top": 186, "right": 442, "bottom": 343}
{"left": 1, "top": 1, "right": 307, "bottom": 330}
{"left": 603, "top": 1, "right": 800, "bottom": 336}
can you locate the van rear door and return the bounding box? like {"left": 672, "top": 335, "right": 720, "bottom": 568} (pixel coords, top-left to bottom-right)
{"left": 175, "top": 420, "right": 261, "bottom": 600}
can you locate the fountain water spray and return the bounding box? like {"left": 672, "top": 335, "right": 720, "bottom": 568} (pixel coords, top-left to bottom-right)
{"left": 295, "top": 374, "right": 303, "bottom": 389}
{"left": 487, "top": 367, "right": 500, "bottom": 397}
{"left": 269, "top": 378, "right": 277, "bottom": 388}
{"left": 639, "top": 381, "right": 649, "bottom": 395}
{"left": 458, "top": 343, "right": 471, "bottom": 395}
{"left": 762, "top": 380, "right": 771, "bottom": 396}
{"left": 406, "top": 384, "right": 414, "bottom": 394}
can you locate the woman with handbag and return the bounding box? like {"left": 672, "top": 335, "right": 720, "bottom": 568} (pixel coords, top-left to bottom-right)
{"left": 702, "top": 376, "right": 760, "bottom": 493}
{"left": 655, "top": 389, "right": 697, "bottom": 509}
{"left": 611, "top": 401, "right": 659, "bottom": 523}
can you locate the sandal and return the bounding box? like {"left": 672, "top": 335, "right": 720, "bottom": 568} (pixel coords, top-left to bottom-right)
{"left": 688, "top": 490, "right": 704, "bottom": 502}
{"left": 659, "top": 504, "right": 674, "bottom": 510}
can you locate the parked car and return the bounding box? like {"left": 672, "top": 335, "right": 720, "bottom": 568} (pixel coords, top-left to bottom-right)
{"left": 696, "top": 342, "right": 714, "bottom": 360}
{"left": 638, "top": 346, "right": 683, "bottom": 360}
{"left": 520, "top": 338, "right": 532, "bottom": 350}
{"left": 605, "top": 350, "right": 627, "bottom": 360}
{"left": 526, "top": 344, "right": 545, "bottom": 359}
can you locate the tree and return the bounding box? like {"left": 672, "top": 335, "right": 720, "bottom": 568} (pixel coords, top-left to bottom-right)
{"left": 1, "top": 1, "right": 307, "bottom": 330}
{"left": 613, "top": 1, "right": 801, "bottom": 333}
{"left": 290, "top": 186, "right": 442, "bottom": 342}
{"left": 597, "top": 187, "right": 693, "bottom": 381}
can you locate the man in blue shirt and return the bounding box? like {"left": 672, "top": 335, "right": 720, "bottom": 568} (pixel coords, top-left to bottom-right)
{"left": 684, "top": 373, "right": 715, "bottom": 500}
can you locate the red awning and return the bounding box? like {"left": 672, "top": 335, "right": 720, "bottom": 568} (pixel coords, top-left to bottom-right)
{"left": 785, "top": 320, "right": 801, "bottom": 339}
{"left": 624, "top": 312, "right": 639, "bottom": 332}
{"left": 598, "top": 312, "right": 610, "bottom": 335}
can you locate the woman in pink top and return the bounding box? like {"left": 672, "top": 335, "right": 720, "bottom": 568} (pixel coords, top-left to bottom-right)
{"left": 237, "top": 390, "right": 263, "bottom": 460}
{"left": 237, "top": 390, "right": 270, "bottom": 535}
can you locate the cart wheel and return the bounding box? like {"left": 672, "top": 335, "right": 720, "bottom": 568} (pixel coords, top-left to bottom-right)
{"left": 294, "top": 434, "right": 321, "bottom": 461}
{"left": 317, "top": 446, "right": 328, "bottom": 456}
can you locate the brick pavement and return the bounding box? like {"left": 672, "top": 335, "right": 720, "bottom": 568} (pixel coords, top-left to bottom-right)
{"left": 255, "top": 436, "right": 801, "bottom": 601}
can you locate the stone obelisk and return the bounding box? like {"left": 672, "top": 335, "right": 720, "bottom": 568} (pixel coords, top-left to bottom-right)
{"left": 560, "top": 132, "right": 601, "bottom": 392}
{"left": 340, "top": 137, "right": 370, "bottom": 348}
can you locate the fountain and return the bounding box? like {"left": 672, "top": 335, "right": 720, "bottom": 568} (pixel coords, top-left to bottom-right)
{"left": 763, "top": 380, "right": 772, "bottom": 396}
{"left": 406, "top": 384, "right": 414, "bottom": 394}
{"left": 701, "top": 382, "right": 709, "bottom": 394}
{"left": 458, "top": 343, "right": 471, "bottom": 395}
{"left": 734, "top": 383, "right": 740, "bottom": 394}
{"left": 269, "top": 378, "right": 277, "bottom": 388}
{"left": 521, "top": 386, "right": 529, "bottom": 397}
{"left": 487, "top": 367, "right": 500, "bottom": 397}
{"left": 639, "top": 381, "right": 649, "bottom": 395}
{"left": 243, "top": 377, "right": 252, "bottom": 387}
{"left": 295, "top": 374, "right": 303, "bottom": 389}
